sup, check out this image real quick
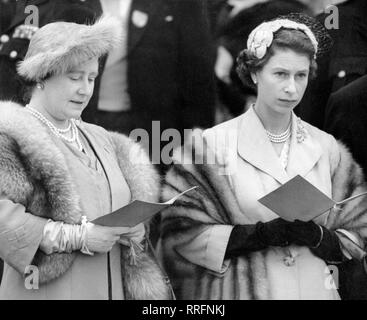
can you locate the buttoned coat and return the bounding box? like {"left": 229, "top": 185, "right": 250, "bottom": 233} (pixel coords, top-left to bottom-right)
{"left": 159, "top": 107, "right": 367, "bottom": 299}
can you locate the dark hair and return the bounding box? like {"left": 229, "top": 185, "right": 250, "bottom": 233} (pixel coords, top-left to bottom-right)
{"left": 236, "top": 28, "right": 318, "bottom": 89}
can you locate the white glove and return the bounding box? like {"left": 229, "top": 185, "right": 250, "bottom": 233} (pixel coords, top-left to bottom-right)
{"left": 117, "top": 223, "right": 146, "bottom": 247}
{"left": 39, "top": 217, "right": 133, "bottom": 255}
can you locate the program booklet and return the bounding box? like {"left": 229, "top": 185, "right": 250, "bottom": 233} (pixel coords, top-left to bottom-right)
{"left": 258, "top": 175, "right": 367, "bottom": 221}
{"left": 92, "top": 186, "right": 198, "bottom": 227}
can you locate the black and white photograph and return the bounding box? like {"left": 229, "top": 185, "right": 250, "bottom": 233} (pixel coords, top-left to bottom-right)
{"left": 0, "top": 0, "right": 367, "bottom": 308}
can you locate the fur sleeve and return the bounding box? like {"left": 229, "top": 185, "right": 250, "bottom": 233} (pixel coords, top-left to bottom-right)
{"left": 0, "top": 133, "right": 76, "bottom": 284}
{"left": 0, "top": 133, "right": 33, "bottom": 206}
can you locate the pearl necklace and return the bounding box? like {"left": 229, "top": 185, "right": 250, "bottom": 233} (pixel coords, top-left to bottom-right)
{"left": 25, "top": 105, "right": 83, "bottom": 151}
{"left": 266, "top": 123, "right": 291, "bottom": 143}
{"left": 251, "top": 104, "right": 292, "bottom": 143}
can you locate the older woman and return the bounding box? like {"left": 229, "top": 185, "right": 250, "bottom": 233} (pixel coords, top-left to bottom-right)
{"left": 0, "top": 17, "right": 171, "bottom": 300}
{"left": 158, "top": 13, "right": 367, "bottom": 300}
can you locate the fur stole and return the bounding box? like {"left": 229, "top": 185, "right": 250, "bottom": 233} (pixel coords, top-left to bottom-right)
{"left": 0, "top": 101, "right": 171, "bottom": 300}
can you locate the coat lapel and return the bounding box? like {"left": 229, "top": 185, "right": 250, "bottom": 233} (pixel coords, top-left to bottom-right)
{"left": 78, "top": 125, "right": 121, "bottom": 211}
{"left": 286, "top": 114, "right": 322, "bottom": 179}
{"left": 127, "top": 0, "right": 161, "bottom": 55}
{"left": 237, "top": 108, "right": 289, "bottom": 184}
{"left": 237, "top": 108, "right": 322, "bottom": 184}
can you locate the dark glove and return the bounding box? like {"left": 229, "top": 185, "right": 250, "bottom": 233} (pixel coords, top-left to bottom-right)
{"left": 287, "top": 219, "right": 344, "bottom": 263}
{"left": 225, "top": 218, "right": 290, "bottom": 258}
{"left": 286, "top": 220, "right": 322, "bottom": 247}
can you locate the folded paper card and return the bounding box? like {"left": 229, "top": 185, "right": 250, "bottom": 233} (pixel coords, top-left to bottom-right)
{"left": 92, "top": 186, "right": 198, "bottom": 227}
{"left": 258, "top": 175, "right": 367, "bottom": 221}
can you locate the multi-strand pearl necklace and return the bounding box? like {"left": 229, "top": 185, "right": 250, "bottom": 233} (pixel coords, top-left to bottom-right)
{"left": 251, "top": 104, "right": 292, "bottom": 143}
{"left": 266, "top": 123, "right": 291, "bottom": 144}
{"left": 25, "top": 105, "right": 83, "bottom": 151}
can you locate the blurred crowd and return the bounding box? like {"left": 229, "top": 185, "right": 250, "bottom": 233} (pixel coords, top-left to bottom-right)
{"left": 1, "top": 0, "right": 367, "bottom": 299}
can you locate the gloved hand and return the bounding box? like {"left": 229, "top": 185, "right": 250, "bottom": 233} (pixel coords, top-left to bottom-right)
{"left": 286, "top": 219, "right": 323, "bottom": 247}
{"left": 117, "top": 223, "right": 145, "bottom": 247}
{"left": 225, "top": 218, "right": 290, "bottom": 258}
{"left": 287, "top": 219, "right": 344, "bottom": 263}
{"left": 256, "top": 217, "right": 290, "bottom": 247}
{"left": 85, "top": 223, "right": 131, "bottom": 253}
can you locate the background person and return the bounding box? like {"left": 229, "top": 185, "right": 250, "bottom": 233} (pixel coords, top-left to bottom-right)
{"left": 296, "top": 0, "right": 367, "bottom": 128}
{"left": 86, "top": 0, "right": 216, "bottom": 141}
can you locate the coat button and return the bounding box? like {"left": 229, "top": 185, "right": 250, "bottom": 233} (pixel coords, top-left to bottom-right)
{"left": 337, "top": 70, "right": 346, "bottom": 78}
{"left": 9, "top": 50, "right": 18, "bottom": 59}
{"left": 0, "top": 34, "right": 9, "bottom": 43}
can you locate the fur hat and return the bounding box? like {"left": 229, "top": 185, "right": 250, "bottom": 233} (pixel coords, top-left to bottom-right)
{"left": 17, "top": 16, "right": 122, "bottom": 82}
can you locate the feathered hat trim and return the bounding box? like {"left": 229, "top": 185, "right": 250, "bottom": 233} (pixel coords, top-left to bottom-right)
{"left": 17, "top": 16, "right": 122, "bottom": 81}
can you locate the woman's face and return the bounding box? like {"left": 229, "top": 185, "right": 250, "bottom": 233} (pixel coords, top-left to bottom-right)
{"left": 42, "top": 58, "right": 99, "bottom": 121}
{"left": 254, "top": 48, "right": 310, "bottom": 116}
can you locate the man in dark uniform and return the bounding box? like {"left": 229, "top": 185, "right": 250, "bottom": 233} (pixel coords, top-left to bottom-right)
{"left": 296, "top": 0, "right": 367, "bottom": 129}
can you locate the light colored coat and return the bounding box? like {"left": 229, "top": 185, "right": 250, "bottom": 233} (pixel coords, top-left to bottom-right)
{"left": 0, "top": 101, "right": 171, "bottom": 300}
{"left": 159, "top": 107, "right": 367, "bottom": 300}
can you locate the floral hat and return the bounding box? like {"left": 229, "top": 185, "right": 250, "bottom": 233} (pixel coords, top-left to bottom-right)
{"left": 247, "top": 12, "right": 332, "bottom": 60}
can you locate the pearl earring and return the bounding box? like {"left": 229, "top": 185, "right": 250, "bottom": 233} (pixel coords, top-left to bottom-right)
{"left": 36, "top": 82, "right": 44, "bottom": 90}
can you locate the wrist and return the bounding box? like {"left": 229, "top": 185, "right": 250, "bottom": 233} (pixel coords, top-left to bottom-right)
{"left": 80, "top": 217, "right": 94, "bottom": 256}
{"left": 311, "top": 227, "right": 345, "bottom": 263}
{"left": 40, "top": 218, "right": 93, "bottom": 255}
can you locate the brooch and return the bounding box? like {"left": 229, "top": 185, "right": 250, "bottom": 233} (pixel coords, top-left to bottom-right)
{"left": 296, "top": 117, "right": 307, "bottom": 143}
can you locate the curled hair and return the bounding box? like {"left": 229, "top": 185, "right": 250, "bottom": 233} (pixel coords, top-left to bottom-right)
{"left": 236, "top": 28, "right": 318, "bottom": 89}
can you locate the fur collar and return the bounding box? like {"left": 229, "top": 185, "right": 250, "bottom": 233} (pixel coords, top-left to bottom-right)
{"left": 0, "top": 101, "right": 82, "bottom": 223}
